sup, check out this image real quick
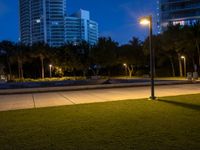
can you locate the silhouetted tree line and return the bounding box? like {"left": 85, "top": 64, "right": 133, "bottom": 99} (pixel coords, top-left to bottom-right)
{"left": 143, "top": 23, "right": 200, "bottom": 77}
{"left": 0, "top": 23, "right": 200, "bottom": 80}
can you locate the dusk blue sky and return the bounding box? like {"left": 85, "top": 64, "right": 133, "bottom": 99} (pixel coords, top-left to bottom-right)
{"left": 0, "top": 0, "right": 157, "bottom": 44}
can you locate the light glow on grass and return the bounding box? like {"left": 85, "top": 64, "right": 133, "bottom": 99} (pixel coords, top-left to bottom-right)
{"left": 0, "top": 94, "right": 199, "bottom": 149}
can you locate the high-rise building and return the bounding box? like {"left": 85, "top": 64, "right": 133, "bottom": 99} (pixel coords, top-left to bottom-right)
{"left": 19, "top": 0, "right": 98, "bottom": 47}
{"left": 19, "top": 0, "right": 31, "bottom": 45}
{"left": 19, "top": 0, "right": 67, "bottom": 47}
{"left": 159, "top": 0, "right": 200, "bottom": 31}
{"left": 65, "top": 10, "right": 98, "bottom": 45}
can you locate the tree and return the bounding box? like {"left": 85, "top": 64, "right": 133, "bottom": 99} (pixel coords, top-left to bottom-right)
{"left": 31, "top": 42, "right": 50, "bottom": 79}
{"left": 118, "top": 37, "right": 144, "bottom": 77}
{"left": 13, "top": 43, "right": 29, "bottom": 79}
{"left": 143, "top": 35, "right": 159, "bottom": 76}
{"left": 90, "top": 37, "right": 118, "bottom": 76}
{"left": 183, "top": 23, "right": 200, "bottom": 71}
{"left": 76, "top": 41, "right": 91, "bottom": 76}
{"left": 0, "top": 41, "right": 15, "bottom": 79}
{"left": 52, "top": 42, "right": 84, "bottom": 77}
{"left": 162, "top": 24, "right": 184, "bottom": 77}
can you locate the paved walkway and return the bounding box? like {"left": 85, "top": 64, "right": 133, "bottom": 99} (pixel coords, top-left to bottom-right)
{"left": 0, "top": 80, "right": 196, "bottom": 95}
{"left": 0, "top": 83, "right": 199, "bottom": 111}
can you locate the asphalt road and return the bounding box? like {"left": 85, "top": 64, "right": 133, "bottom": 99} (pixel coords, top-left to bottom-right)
{"left": 0, "top": 83, "right": 199, "bottom": 111}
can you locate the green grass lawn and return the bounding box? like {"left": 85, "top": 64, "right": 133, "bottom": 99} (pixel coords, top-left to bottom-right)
{"left": 0, "top": 94, "right": 200, "bottom": 150}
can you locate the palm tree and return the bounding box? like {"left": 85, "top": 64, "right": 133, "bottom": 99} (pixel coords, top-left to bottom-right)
{"left": 162, "top": 25, "right": 184, "bottom": 77}
{"left": 143, "top": 34, "right": 176, "bottom": 77}
{"left": 0, "top": 41, "right": 15, "bottom": 80}
{"left": 185, "top": 22, "right": 200, "bottom": 70}
{"left": 90, "top": 37, "right": 118, "bottom": 76}
{"left": 31, "top": 42, "right": 50, "bottom": 79}
{"left": 51, "top": 42, "right": 82, "bottom": 78}
{"left": 14, "top": 43, "right": 29, "bottom": 79}
{"left": 77, "top": 41, "right": 91, "bottom": 77}
{"left": 118, "top": 37, "right": 144, "bottom": 77}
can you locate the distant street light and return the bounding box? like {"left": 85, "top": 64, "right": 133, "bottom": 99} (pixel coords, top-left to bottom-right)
{"left": 181, "top": 56, "right": 187, "bottom": 77}
{"left": 139, "top": 15, "right": 156, "bottom": 100}
{"left": 123, "top": 63, "right": 128, "bottom": 77}
{"left": 49, "top": 64, "right": 52, "bottom": 78}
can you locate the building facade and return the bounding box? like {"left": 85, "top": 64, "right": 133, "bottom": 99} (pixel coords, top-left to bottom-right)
{"left": 19, "top": 0, "right": 67, "bottom": 47}
{"left": 159, "top": 0, "right": 200, "bottom": 31}
{"left": 19, "top": 0, "right": 98, "bottom": 47}
{"left": 19, "top": 0, "right": 31, "bottom": 45}
{"left": 65, "top": 10, "right": 98, "bottom": 45}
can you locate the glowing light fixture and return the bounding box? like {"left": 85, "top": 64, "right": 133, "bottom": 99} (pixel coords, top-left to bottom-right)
{"left": 139, "top": 18, "right": 150, "bottom": 25}
{"left": 181, "top": 56, "right": 185, "bottom": 59}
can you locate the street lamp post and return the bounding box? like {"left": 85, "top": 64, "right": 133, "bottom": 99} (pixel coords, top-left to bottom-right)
{"left": 49, "top": 64, "right": 52, "bottom": 78}
{"left": 140, "top": 15, "right": 156, "bottom": 100}
{"left": 181, "top": 56, "right": 186, "bottom": 77}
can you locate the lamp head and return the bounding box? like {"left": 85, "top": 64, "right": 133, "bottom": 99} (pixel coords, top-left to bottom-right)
{"left": 140, "top": 19, "right": 150, "bottom": 25}
{"left": 181, "top": 56, "right": 185, "bottom": 59}
{"left": 139, "top": 16, "right": 151, "bottom": 26}
{"left": 123, "top": 63, "right": 127, "bottom": 67}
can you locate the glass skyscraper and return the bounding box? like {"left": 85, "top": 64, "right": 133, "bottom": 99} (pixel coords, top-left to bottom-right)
{"left": 19, "top": 0, "right": 66, "bottom": 47}
{"left": 19, "top": 0, "right": 98, "bottom": 47}
{"left": 65, "top": 10, "right": 98, "bottom": 45}
{"left": 159, "top": 0, "right": 200, "bottom": 31}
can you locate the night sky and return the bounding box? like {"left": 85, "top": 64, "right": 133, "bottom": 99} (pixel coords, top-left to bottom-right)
{"left": 0, "top": 0, "right": 157, "bottom": 44}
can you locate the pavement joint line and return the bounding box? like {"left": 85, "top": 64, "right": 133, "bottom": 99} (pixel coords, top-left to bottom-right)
{"left": 58, "top": 93, "right": 76, "bottom": 105}
{"left": 32, "top": 94, "right": 36, "bottom": 108}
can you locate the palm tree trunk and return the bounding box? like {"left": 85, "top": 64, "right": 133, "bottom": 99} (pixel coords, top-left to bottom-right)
{"left": 83, "top": 69, "right": 86, "bottom": 78}
{"left": 20, "top": 60, "right": 24, "bottom": 79}
{"left": 169, "top": 57, "right": 175, "bottom": 77}
{"left": 18, "top": 62, "right": 24, "bottom": 80}
{"left": 18, "top": 59, "right": 21, "bottom": 79}
{"left": 40, "top": 57, "right": 44, "bottom": 79}
{"left": 195, "top": 40, "right": 200, "bottom": 67}
{"left": 17, "top": 57, "right": 23, "bottom": 79}
{"left": 8, "top": 62, "right": 12, "bottom": 80}
{"left": 178, "top": 53, "right": 183, "bottom": 77}
{"left": 7, "top": 56, "right": 12, "bottom": 80}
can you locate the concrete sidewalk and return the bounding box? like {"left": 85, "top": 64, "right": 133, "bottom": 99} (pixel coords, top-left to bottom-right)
{"left": 0, "top": 80, "right": 198, "bottom": 95}
{"left": 0, "top": 83, "right": 199, "bottom": 112}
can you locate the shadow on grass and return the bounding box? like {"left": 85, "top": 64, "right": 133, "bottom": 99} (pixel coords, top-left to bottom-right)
{"left": 158, "top": 99, "right": 200, "bottom": 111}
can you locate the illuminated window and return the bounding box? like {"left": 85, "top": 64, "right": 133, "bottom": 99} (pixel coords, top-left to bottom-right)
{"left": 52, "top": 21, "right": 59, "bottom": 25}
{"left": 36, "top": 19, "right": 41, "bottom": 23}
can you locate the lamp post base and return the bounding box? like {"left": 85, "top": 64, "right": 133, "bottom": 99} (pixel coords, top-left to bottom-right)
{"left": 148, "top": 96, "right": 157, "bottom": 100}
